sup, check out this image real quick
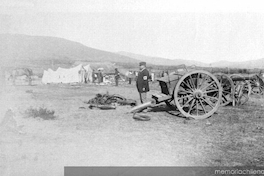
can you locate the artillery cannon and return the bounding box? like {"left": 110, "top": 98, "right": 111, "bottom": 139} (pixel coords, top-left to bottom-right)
{"left": 131, "top": 66, "right": 223, "bottom": 120}
{"left": 214, "top": 73, "right": 263, "bottom": 106}
{"left": 245, "top": 74, "right": 264, "bottom": 95}
{"left": 130, "top": 64, "right": 263, "bottom": 119}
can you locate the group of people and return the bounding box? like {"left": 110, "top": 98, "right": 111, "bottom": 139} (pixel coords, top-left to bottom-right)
{"left": 92, "top": 69, "right": 104, "bottom": 83}
{"left": 78, "top": 66, "right": 91, "bottom": 83}
{"left": 92, "top": 68, "right": 120, "bottom": 85}
{"left": 78, "top": 67, "right": 103, "bottom": 84}
{"left": 78, "top": 62, "right": 151, "bottom": 104}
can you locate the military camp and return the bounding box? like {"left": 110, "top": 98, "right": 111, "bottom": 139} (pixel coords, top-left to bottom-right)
{"left": 1, "top": 5, "right": 264, "bottom": 176}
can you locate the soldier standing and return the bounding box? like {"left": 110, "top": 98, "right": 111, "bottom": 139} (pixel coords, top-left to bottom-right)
{"left": 98, "top": 70, "right": 103, "bottom": 83}
{"left": 136, "top": 62, "right": 150, "bottom": 103}
{"left": 114, "top": 68, "right": 120, "bottom": 86}
{"left": 128, "top": 70, "right": 133, "bottom": 84}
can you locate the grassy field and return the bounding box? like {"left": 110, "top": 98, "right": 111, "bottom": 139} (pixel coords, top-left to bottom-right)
{"left": 0, "top": 79, "right": 264, "bottom": 176}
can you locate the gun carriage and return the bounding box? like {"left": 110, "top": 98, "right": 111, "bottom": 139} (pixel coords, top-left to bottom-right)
{"left": 130, "top": 65, "right": 264, "bottom": 120}
{"left": 131, "top": 65, "right": 223, "bottom": 120}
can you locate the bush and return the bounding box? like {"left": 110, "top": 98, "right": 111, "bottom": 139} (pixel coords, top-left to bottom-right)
{"left": 25, "top": 106, "right": 56, "bottom": 120}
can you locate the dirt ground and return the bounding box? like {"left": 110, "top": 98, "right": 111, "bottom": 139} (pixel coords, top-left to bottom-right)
{"left": 1, "top": 80, "right": 264, "bottom": 176}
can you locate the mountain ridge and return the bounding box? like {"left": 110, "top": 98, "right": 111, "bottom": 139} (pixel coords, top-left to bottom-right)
{"left": 117, "top": 51, "right": 209, "bottom": 67}
{"left": 0, "top": 34, "right": 139, "bottom": 64}
{"left": 117, "top": 51, "right": 264, "bottom": 69}
{"left": 0, "top": 34, "right": 263, "bottom": 69}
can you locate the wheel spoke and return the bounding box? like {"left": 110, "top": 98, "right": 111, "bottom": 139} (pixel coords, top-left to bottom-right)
{"left": 197, "top": 73, "right": 201, "bottom": 88}
{"left": 186, "top": 79, "right": 193, "bottom": 90}
{"left": 222, "top": 95, "right": 228, "bottom": 103}
{"left": 204, "top": 89, "right": 219, "bottom": 94}
{"left": 188, "top": 99, "right": 195, "bottom": 114}
{"left": 182, "top": 97, "right": 194, "bottom": 107}
{"left": 202, "top": 81, "right": 216, "bottom": 91}
{"left": 223, "top": 90, "right": 231, "bottom": 95}
{"left": 202, "top": 97, "right": 214, "bottom": 108}
{"left": 182, "top": 79, "right": 193, "bottom": 90}
{"left": 196, "top": 100, "right": 199, "bottom": 116}
{"left": 178, "top": 89, "right": 193, "bottom": 94}
{"left": 199, "top": 99, "right": 207, "bottom": 113}
{"left": 188, "top": 75, "right": 196, "bottom": 89}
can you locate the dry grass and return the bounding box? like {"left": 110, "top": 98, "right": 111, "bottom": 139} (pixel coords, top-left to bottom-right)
{"left": 24, "top": 106, "right": 56, "bottom": 120}
{"left": 201, "top": 97, "right": 264, "bottom": 166}
{"left": 1, "top": 80, "right": 264, "bottom": 176}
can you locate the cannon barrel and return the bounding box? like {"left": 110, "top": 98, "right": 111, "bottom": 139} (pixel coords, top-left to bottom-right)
{"left": 129, "top": 101, "right": 153, "bottom": 113}
{"left": 231, "top": 75, "right": 258, "bottom": 82}
{"left": 231, "top": 77, "right": 248, "bottom": 82}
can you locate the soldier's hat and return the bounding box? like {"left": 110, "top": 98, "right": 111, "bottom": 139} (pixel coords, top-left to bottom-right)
{"left": 139, "top": 62, "right": 146, "bottom": 66}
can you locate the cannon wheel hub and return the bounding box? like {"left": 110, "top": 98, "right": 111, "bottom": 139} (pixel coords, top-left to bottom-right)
{"left": 193, "top": 90, "right": 203, "bottom": 99}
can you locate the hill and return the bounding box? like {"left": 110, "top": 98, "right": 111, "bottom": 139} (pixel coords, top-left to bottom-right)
{"left": 1, "top": 34, "right": 263, "bottom": 72}
{"left": 0, "top": 34, "right": 139, "bottom": 64}
{"left": 117, "top": 51, "right": 209, "bottom": 67}
{"left": 210, "top": 59, "right": 264, "bottom": 69}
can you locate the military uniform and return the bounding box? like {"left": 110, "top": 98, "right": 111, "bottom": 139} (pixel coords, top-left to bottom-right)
{"left": 136, "top": 62, "right": 150, "bottom": 103}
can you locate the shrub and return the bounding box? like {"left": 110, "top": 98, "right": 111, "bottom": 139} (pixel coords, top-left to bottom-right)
{"left": 25, "top": 106, "right": 56, "bottom": 120}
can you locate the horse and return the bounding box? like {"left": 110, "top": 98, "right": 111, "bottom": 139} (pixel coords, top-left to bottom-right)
{"left": 8, "top": 68, "right": 33, "bottom": 85}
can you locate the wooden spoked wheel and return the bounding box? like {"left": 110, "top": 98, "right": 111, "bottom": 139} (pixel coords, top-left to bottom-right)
{"left": 250, "top": 75, "right": 264, "bottom": 95}
{"left": 230, "top": 74, "right": 252, "bottom": 106}
{"left": 174, "top": 70, "right": 222, "bottom": 119}
{"left": 215, "top": 73, "right": 235, "bottom": 106}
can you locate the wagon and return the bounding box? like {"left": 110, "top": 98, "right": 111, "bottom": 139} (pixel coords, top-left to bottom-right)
{"left": 131, "top": 66, "right": 223, "bottom": 120}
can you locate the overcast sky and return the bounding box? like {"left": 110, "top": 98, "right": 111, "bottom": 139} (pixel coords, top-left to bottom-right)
{"left": 1, "top": 0, "right": 264, "bottom": 63}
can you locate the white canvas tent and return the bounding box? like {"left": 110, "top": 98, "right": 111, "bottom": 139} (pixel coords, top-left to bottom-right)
{"left": 42, "top": 64, "right": 93, "bottom": 84}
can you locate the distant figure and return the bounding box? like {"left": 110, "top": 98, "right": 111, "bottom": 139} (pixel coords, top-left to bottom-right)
{"left": 98, "top": 70, "right": 103, "bottom": 83}
{"left": 161, "top": 71, "right": 165, "bottom": 77}
{"left": 162, "top": 71, "right": 169, "bottom": 77}
{"left": 101, "top": 70, "right": 104, "bottom": 83}
{"left": 136, "top": 62, "right": 150, "bottom": 104}
{"left": 78, "top": 66, "right": 86, "bottom": 83}
{"left": 84, "top": 69, "right": 88, "bottom": 83}
{"left": 114, "top": 68, "right": 120, "bottom": 86}
{"left": 128, "top": 70, "right": 133, "bottom": 84}
{"left": 135, "top": 71, "right": 138, "bottom": 81}
{"left": 92, "top": 69, "right": 96, "bottom": 83}
{"left": 161, "top": 71, "right": 168, "bottom": 77}
{"left": 151, "top": 73, "right": 155, "bottom": 81}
